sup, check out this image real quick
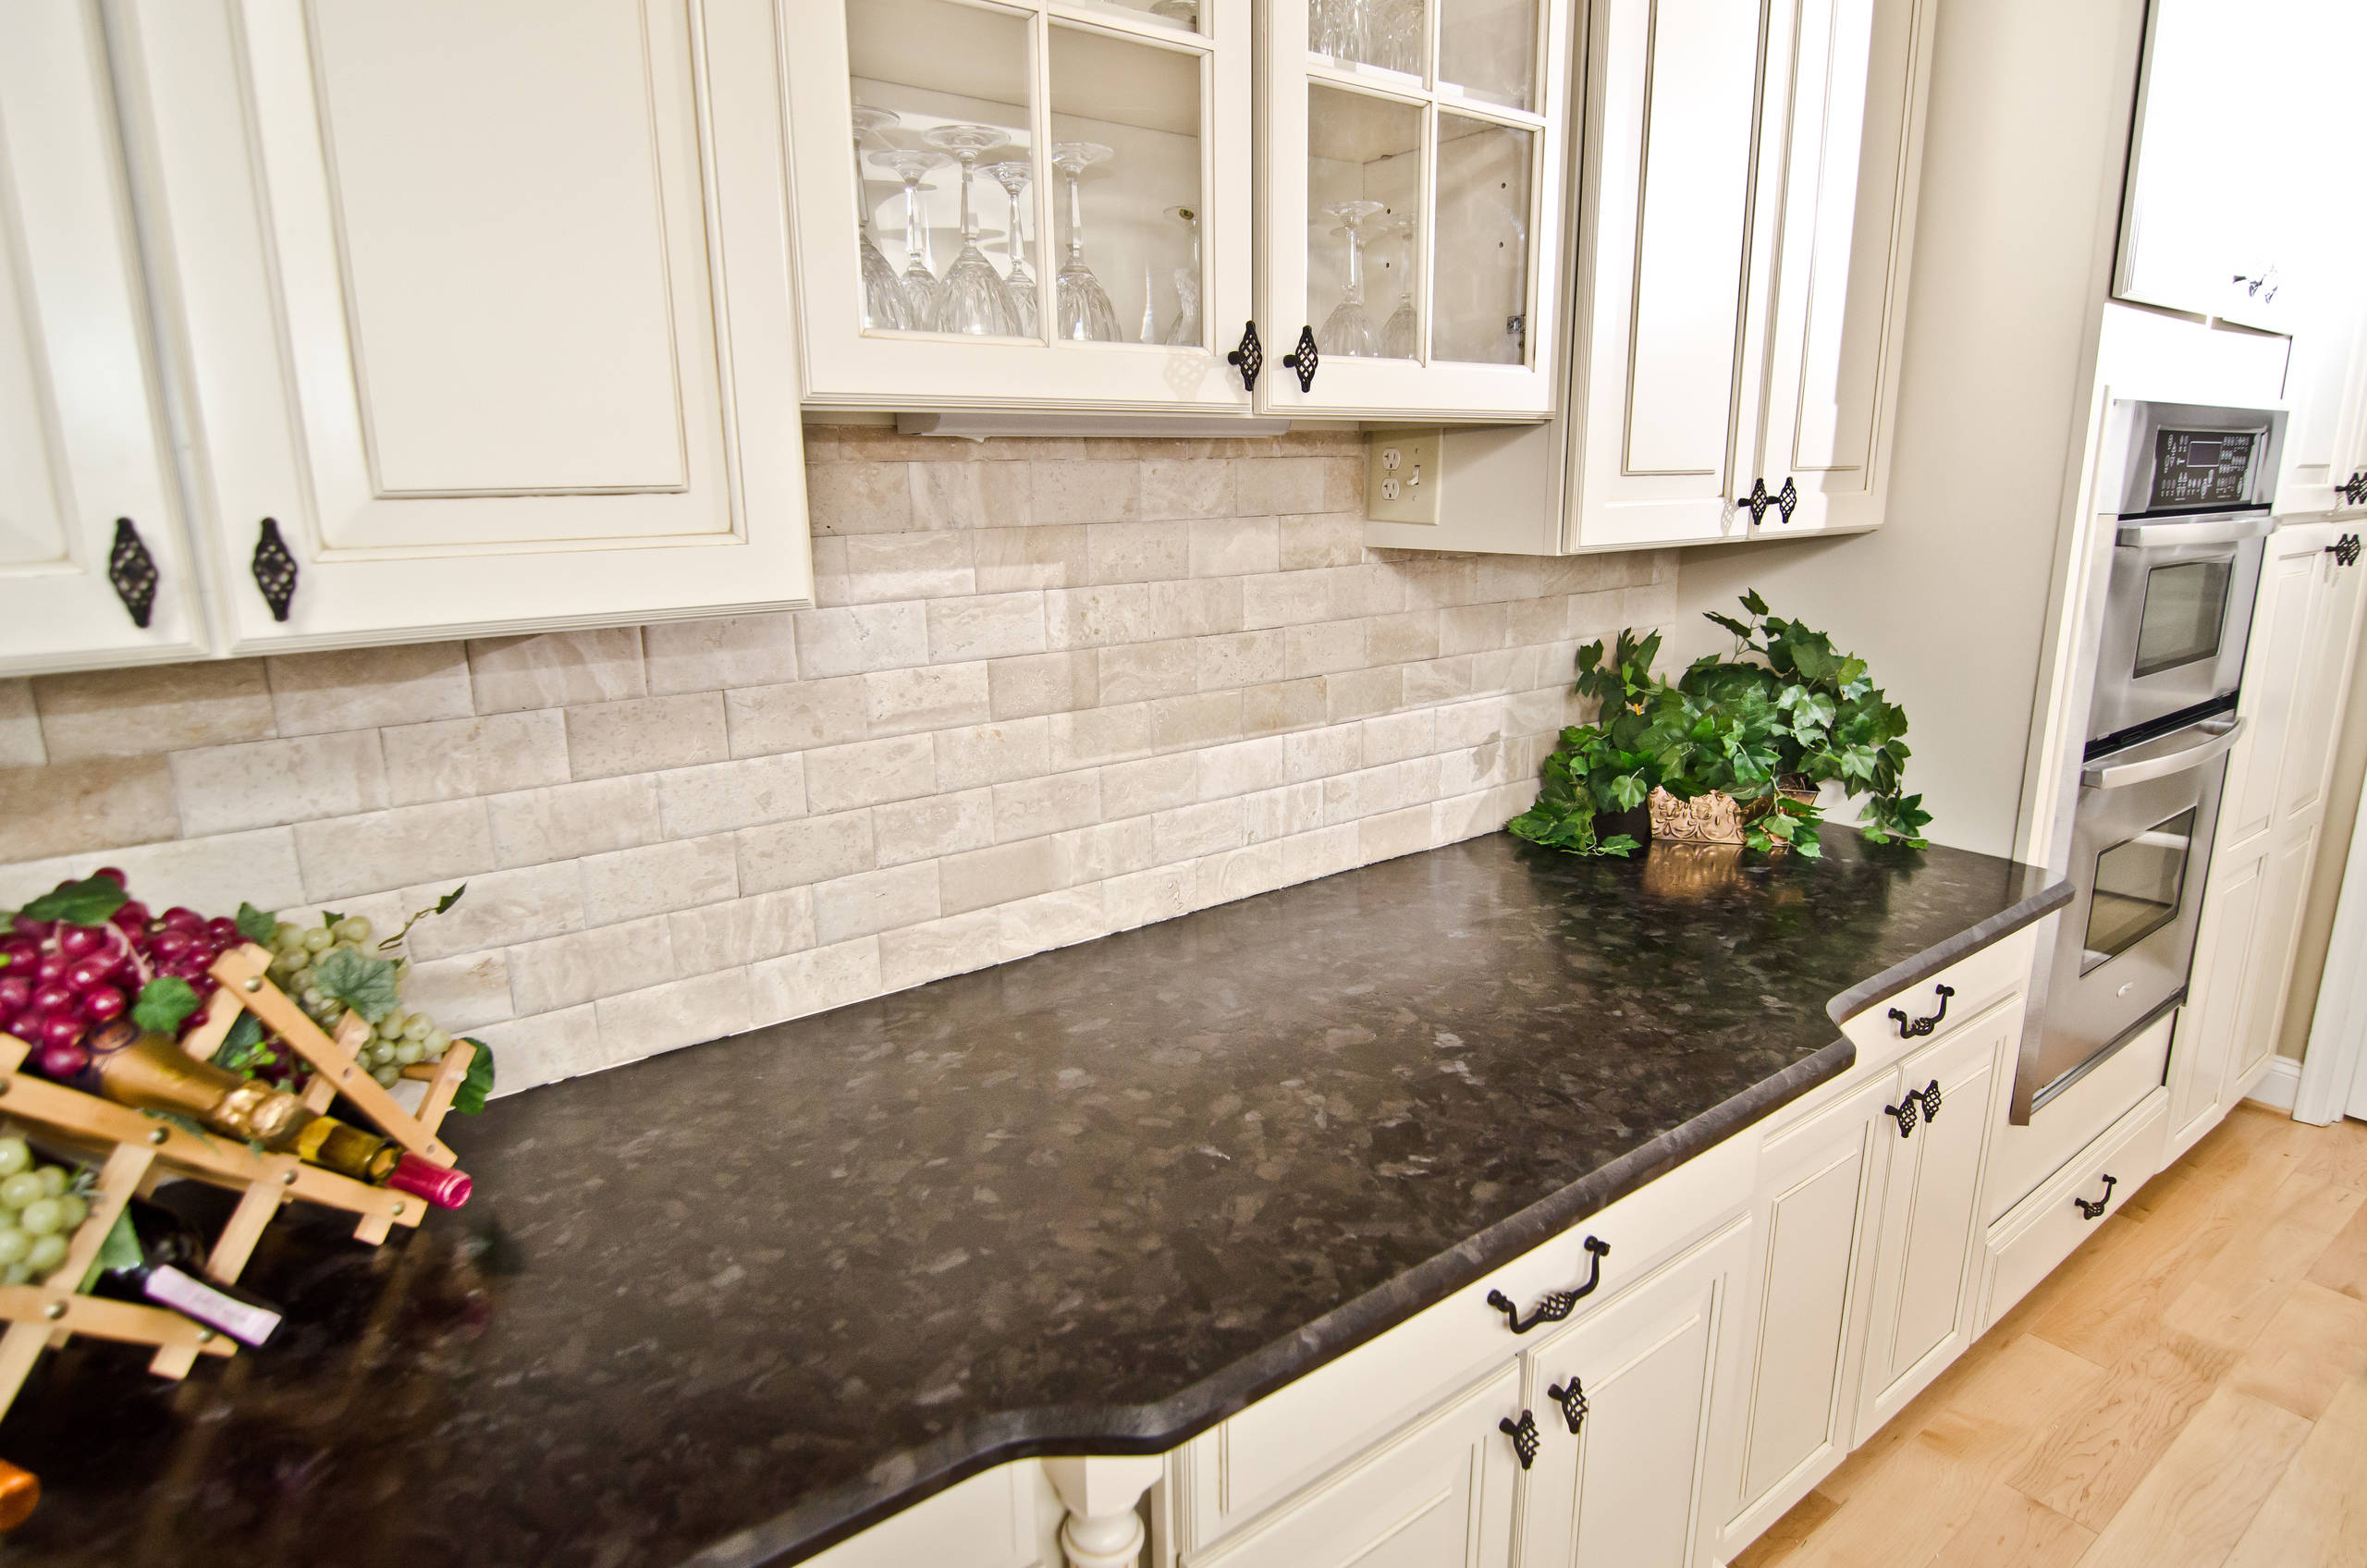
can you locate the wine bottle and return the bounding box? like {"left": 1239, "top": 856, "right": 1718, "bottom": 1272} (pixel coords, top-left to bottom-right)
{"left": 290, "top": 1113, "right": 400, "bottom": 1183}
{"left": 387, "top": 1152, "right": 472, "bottom": 1210}
{"left": 76, "top": 1022, "right": 308, "bottom": 1145}
{"left": 88, "top": 1199, "right": 282, "bottom": 1347}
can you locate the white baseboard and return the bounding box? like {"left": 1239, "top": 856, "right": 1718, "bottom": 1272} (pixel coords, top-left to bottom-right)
{"left": 2244, "top": 1056, "right": 2304, "bottom": 1112}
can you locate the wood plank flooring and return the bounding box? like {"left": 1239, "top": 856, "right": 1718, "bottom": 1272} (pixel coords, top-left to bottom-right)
{"left": 1735, "top": 1103, "right": 2367, "bottom": 1568}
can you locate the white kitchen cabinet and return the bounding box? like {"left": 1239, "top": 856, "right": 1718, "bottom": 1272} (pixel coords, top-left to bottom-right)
{"left": 110, "top": 0, "right": 814, "bottom": 655}
{"left": 2273, "top": 287, "right": 2367, "bottom": 517}
{"left": 0, "top": 1, "right": 210, "bottom": 675}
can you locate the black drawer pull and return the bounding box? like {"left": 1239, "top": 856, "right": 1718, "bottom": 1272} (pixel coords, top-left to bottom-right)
{"left": 1915, "top": 1078, "right": 1942, "bottom": 1123}
{"left": 2074, "top": 1173, "right": 2117, "bottom": 1220}
{"left": 1883, "top": 1078, "right": 1943, "bottom": 1139}
{"left": 107, "top": 518, "right": 160, "bottom": 628}
{"left": 1887, "top": 983, "right": 1954, "bottom": 1039}
{"left": 1487, "top": 1235, "right": 1610, "bottom": 1334}
{"left": 1499, "top": 1409, "right": 1539, "bottom": 1469}
{"left": 1547, "top": 1378, "right": 1588, "bottom": 1434}
{"left": 251, "top": 517, "right": 299, "bottom": 621}
{"left": 1226, "top": 320, "right": 1262, "bottom": 390}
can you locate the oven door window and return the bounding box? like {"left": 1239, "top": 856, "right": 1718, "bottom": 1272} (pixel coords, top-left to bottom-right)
{"left": 2132, "top": 560, "right": 2232, "bottom": 680}
{"left": 2082, "top": 806, "right": 2197, "bottom": 973}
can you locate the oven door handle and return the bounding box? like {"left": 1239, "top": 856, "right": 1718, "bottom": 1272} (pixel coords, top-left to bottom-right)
{"left": 2080, "top": 717, "right": 2244, "bottom": 789}
{"left": 2115, "top": 514, "right": 2275, "bottom": 547}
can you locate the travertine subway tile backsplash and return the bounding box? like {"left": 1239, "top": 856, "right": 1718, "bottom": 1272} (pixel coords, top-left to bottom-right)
{"left": 0, "top": 428, "right": 1674, "bottom": 1095}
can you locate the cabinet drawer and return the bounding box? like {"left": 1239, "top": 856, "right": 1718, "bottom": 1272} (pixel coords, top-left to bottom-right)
{"left": 1840, "top": 925, "right": 2040, "bottom": 1067}
{"left": 1177, "top": 1130, "right": 1754, "bottom": 1551}
{"left": 808, "top": 1462, "right": 1056, "bottom": 1568}
{"left": 1980, "top": 1087, "right": 2169, "bottom": 1332}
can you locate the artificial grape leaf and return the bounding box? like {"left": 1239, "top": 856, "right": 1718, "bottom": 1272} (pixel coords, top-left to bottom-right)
{"left": 435, "top": 884, "right": 467, "bottom": 914}
{"left": 1741, "top": 588, "right": 1770, "bottom": 617}
{"left": 453, "top": 1039, "right": 497, "bottom": 1115}
{"left": 22, "top": 876, "right": 128, "bottom": 928}
{"left": 131, "top": 976, "right": 200, "bottom": 1035}
{"left": 313, "top": 945, "right": 400, "bottom": 1023}
{"left": 210, "top": 1011, "right": 268, "bottom": 1073}
{"left": 81, "top": 1207, "right": 144, "bottom": 1292}
{"left": 235, "top": 902, "right": 277, "bottom": 945}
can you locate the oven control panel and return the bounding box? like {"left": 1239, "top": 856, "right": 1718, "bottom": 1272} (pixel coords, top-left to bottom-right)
{"left": 2149, "top": 429, "right": 2260, "bottom": 508}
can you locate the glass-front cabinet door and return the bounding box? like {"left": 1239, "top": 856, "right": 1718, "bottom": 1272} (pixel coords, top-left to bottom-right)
{"left": 784, "top": 0, "right": 1255, "bottom": 411}
{"left": 1256, "top": 0, "right": 1572, "bottom": 419}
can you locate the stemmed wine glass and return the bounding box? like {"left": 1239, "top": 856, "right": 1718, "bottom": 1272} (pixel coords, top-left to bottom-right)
{"left": 922, "top": 124, "right": 1021, "bottom": 337}
{"left": 871, "top": 148, "right": 950, "bottom": 327}
{"left": 988, "top": 159, "right": 1040, "bottom": 337}
{"left": 1380, "top": 214, "right": 1417, "bottom": 360}
{"left": 1317, "top": 199, "right": 1388, "bottom": 357}
{"left": 852, "top": 107, "right": 912, "bottom": 330}
{"left": 1162, "top": 204, "right": 1202, "bottom": 348}
{"left": 1050, "top": 142, "right": 1120, "bottom": 343}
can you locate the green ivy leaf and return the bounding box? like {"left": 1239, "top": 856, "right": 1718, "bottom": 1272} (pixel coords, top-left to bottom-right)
{"left": 235, "top": 902, "right": 277, "bottom": 945}
{"left": 21, "top": 876, "right": 129, "bottom": 928}
{"left": 313, "top": 945, "right": 400, "bottom": 1023}
{"left": 131, "top": 976, "right": 200, "bottom": 1035}
{"left": 435, "top": 884, "right": 468, "bottom": 915}
{"left": 453, "top": 1039, "right": 497, "bottom": 1115}
{"left": 210, "top": 1012, "right": 268, "bottom": 1073}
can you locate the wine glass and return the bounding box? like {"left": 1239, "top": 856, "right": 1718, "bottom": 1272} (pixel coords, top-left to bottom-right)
{"left": 870, "top": 148, "right": 950, "bottom": 326}
{"left": 1380, "top": 214, "right": 1417, "bottom": 359}
{"left": 1162, "top": 204, "right": 1202, "bottom": 348}
{"left": 1317, "top": 199, "right": 1387, "bottom": 357}
{"left": 1150, "top": 0, "right": 1198, "bottom": 26}
{"left": 1310, "top": 0, "right": 1366, "bottom": 63}
{"left": 1374, "top": 0, "right": 1421, "bottom": 72}
{"left": 922, "top": 124, "right": 1021, "bottom": 337}
{"left": 1050, "top": 142, "right": 1121, "bottom": 343}
{"left": 988, "top": 159, "right": 1040, "bottom": 337}
{"left": 851, "top": 106, "right": 911, "bottom": 331}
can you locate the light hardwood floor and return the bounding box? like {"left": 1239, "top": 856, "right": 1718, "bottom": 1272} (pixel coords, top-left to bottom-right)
{"left": 1735, "top": 1100, "right": 2367, "bottom": 1568}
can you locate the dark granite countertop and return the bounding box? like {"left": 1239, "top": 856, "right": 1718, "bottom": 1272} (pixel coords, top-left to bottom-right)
{"left": 0, "top": 827, "right": 2065, "bottom": 1568}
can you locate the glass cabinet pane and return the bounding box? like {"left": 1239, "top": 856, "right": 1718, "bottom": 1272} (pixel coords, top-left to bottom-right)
{"left": 1049, "top": 25, "right": 1207, "bottom": 346}
{"left": 847, "top": 0, "right": 1035, "bottom": 337}
{"left": 1437, "top": 0, "right": 1536, "bottom": 110}
{"left": 1307, "top": 85, "right": 1420, "bottom": 361}
{"left": 1431, "top": 113, "right": 1529, "bottom": 363}
{"left": 1310, "top": 0, "right": 1426, "bottom": 78}
{"left": 1076, "top": 0, "right": 1205, "bottom": 33}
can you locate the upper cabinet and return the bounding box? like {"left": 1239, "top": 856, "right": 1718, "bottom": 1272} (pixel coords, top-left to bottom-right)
{"left": 1557, "top": 0, "right": 1933, "bottom": 551}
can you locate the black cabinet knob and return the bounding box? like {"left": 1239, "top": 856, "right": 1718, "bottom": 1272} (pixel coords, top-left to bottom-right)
{"left": 1226, "top": 321, "right": 1263, "bottom": 391}
{"left": 106, "top": 518, "right": 159, "bottom": 629}
{"left": 251, "top": 518, "right": 299, "bottom": 622}
{"left": 1280, "top": 325, "right": 1320, "bottom": 393}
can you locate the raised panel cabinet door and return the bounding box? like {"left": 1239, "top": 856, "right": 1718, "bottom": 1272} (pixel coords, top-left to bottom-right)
{"left": 1521, "top": 1221, "right": 1748, "bottom": 1568}
{"left": 1187, "top": 1362, "right": 1521, "bottom": 1568}
{"left": 1853, "top": 999, "right": 2013, "bottom": 1439}
{"left": 1717, "top": 1073, "right": 1895, "bottom": 1554}
{"left": 0, "top": 0, "right": 209, "bottom": 674}
{"left": 115, "top": 0, "right": 813, "bottom": 651}
{"left": 2168, "top": 840, "right": 2264, "bottom": 1155}
{"left": 1743, "top": 0, "right": 1932, "bottom": 538}
{"left": 2235, "top": 821, "right": 2320, "bottom": 1091}
{"left": 2277, "top": 535, "right": 2367, "bottom": 828}
{"left": 2219, "top": 531, "right": 2324, "bottom": 850}
{"left": 1568, "top": 0, "right": 1772, "bottom": 547}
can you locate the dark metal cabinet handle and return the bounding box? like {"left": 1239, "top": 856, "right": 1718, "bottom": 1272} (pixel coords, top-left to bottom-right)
{"left": 1776, "top": 476, "right": 1798, "bottom": 523}
{"left": 1226, "top": 321, "right": 1263, "bottom": 391}
{"left": 251, "top": 518, "right": 299, "bottom": 621}
{"left": 1547, "top": 1378, "right": 1588, "bottom": 1434}
{"left": 1742, "top": 478, "right": 1775, "bottom": 524}
{"left": 1280, "top": 325, "right": 1319, "bottom": 393}
{"left": 1883, "top": 1077, "right": 1943, "bottom": 1138}
{"left": 2329, "top": 533, "right": 2361, "bottom": 568}
{"left": 106, "top": 518, "right": 159, "bottom": 629}
{"left": 1915, "top": 1078, "right": 1942, "bottom": 1124}
{"left": 1500, "top": 1409, "right": 1540, "bottom": 1469}
{"left": 1883, "top": 1097, "right": 1919, "bottom": 1139}
{"left": 2340, "top": 472, "right": 2367, "bottom": 508}
{"left": 1888, "top": 984, "right": 1955, "bottom": 1039}
{"left": 2074, "top": 1173, "right": 2117, "bottom": 1220}
{"left": 1487, "top": 1236, "right": 1610, "bottom": 1334}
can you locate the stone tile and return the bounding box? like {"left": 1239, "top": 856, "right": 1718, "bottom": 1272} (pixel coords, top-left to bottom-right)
{"left": 1029, "top": 459, "right": 1139, "bottom": 524}
{"left": 1044, "top": 583, "right": 1166, "bottom": 650}
{"left": 811, "top": 861, "right": 939, "bottom": 943}
{"left": 564, "top": 692, "right": 728, "bottom": 780}
{"left": 1087, "top": 521, "right": 1190, "bottom": 584}
{"left": 935, "top": 717, "right": 1052, "bottom": 790}
{"left": 1156, "top": 797, "right": 1243, "bottom": 860}
{"left": 928, "top": 593, "right": 1048, "bottom": 663}
{"left": 1362, "top": 708, "right": 1438, "bottom": 766}
{"left": 395, "top": 862, "right": 584, "bottom": 962}
{"left": 1320, "top": 455, "right": 1363, "bottom": 511}
{"left": 581, "top": 834, "right": 738, "bottom": 925}
{"left": 912, "top": 461, "right": 1032, "bottom": 529}
{"left": 467, "top": 629, "right": 645, "bottom": 715}
{"left": 726, "top": 675, "right": 871, "bottom": 757}
{"left": 1046, "top": 702, "right": 1153, "bottom": 771}
{"left": 737, "top": 809, "right": 877, "bottom": 894}
{"left": 804, "top": 734, "right": 937, "bottom": 813}
{"left": 1141, "top": 459, "right": 1235, "bottom": 522}
{"left": 1277, "top": 512, "right": 1365, "bottom": 570}
{"left": 0, "top": 680, "right": 43, "bottom": 767}
{"left": 992, "top": 772, "right": 1100, "bottom": 841}
{"left": 998, "top": 885, "right": 1108, "bottom": 962}
{"left": 508, "top": 917, "right": 674, "bottom": 1012}
{"left": 1098, "top": 639, "right": 1199, "bottom": 705}
{"left": 0, "top": 827, "right": 306, "bottom": 914}
{"left": 1283, "top": 619, "right": 1367, "bottom": 679}
{"left": 595, "top": 968, "right": 753, "bottom": 1059}
{"left": 988, "top": 651, "right": 1098, "bottom": 720}
{"left": 1360, "top": 802, "right": 1437, "bottom": 864}
{"left": 972, "top": 525, "right": 1089, "bottom": 593}
{"left": 1149, "top": 691, "right": 1243, "bottom": 753}
{"left": 878, "top": 910, "right": 1004, "bottom": 992}
{"left": 1195, "top": 839, "right": 1290, "bottom": 909}
{"left": 750, "top": 936, "right": 883, "bottom": 1024}
{"left": 938, "top": 836, "right": 1062, "bottom": 917}
{"left": 1104, "top": 863, "right": 1192, "bottom": 932}
{"left": 1367, "top": 610, "right": 1441, "bottom": 664}
{"left": 793, "top": 602, "right": 930, "bottom": 680}
{"left": 1404, "top": 655, "right": 1478, "bottom": 706}
{"left": 831, "top": 532, "right": 976, "bottom": 603}
{"left": 1244, "top": 780, "right": 1325, "bottom": 842}
{"left": 1403, "top": 558, "right": 1481, "bottom": 609}
{"left": 1241, "top": 570, "right": 1332, "bottom": 630}
{"left": 1322, "top": 564, "right": 1407, "bottom": 619}
{"left": 655, "top": 753, "right": 806, "bottom": 839}
{"left": 1052, "top": 815, "right": 1157, "bottom": 883}
{"left": 1189, "top": 516, "right": 1278, "bottom": 577}
{"left": 1436, "top": 693, "right": 1516, "bottom": 752}
{"left": 806, "top": 459, "right": 913, "bottom": 534}
{"left": 864, "top": 663, "right": 992, "bottom": 738}
{"left": 1235, "top": 456, "right": 1327, "bottom": 515}
{"left": 1284, "top": 822, "right": 1361, "bottom": 884}
{"left": 34, "top": 660, "right": 276, "bottom": 762}
{"left": 1441, "top": 603, "right": 1512, "bottom": 655}
{"left": 1327, "top": 667, "right": 1404, "bottom": 723}
{"left": 1099, "top": 754, "right": 1197, "bottom": 818}
{"left": 487, "top": 776, "right": 662, "bottom": 866}
{"left": 642, "top": 613, "right": 802, "bottom": 695}
{"left": 1506, "top": 595, "right": 1564, "bottom": 647}
{"left": 1196, "top": 736, "right": 1286, "bottom": 801}
{"left": 293, "top": 799, "right": 492, "bottom": 898}
{"left": 398, "top": 950, "right": 515, "bottom": 1032}
{"left": 873, "top": 789, "right": 996, "bottom": 866}
{"left": 1438, "top": 739, "right": 1513, "bottom": 795}
{"left": 1196, "top": 630, "right": 1286, "bottom": 691}
{"left": 0, "top": 755, "right": 177, "bottom": 863}
{"left": 169, "top": 729, "right": 387, "bottom": 837}
{"left": 668, "top": 888, "right": 816, "bottom": 974}
{"left": 380, "top": 710, "right": 569, "bottom": 806}
{"left": 1285, "top": 723, "right": 1364, "bottom": 781}
{"left": 264, "top": 643, "right": 472, "bottom": 736}
{"left": 1243, "top": 678, "right": 1328, "bottom": 737}
{"left": 472, "top": 1004, "right": 598, "bottom": 1095}
{"left": 1168, "top": 577, "right": 1245, "bottom": 638}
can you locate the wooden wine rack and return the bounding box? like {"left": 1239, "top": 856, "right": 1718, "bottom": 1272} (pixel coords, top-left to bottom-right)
{"left": 0, "top": 942, "right": 475, "bottom": 1417}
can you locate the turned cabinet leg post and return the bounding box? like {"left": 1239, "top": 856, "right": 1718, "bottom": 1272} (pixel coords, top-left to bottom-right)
{"left": 1043, "top": 1455, "right": 1162, "bottom": 1568}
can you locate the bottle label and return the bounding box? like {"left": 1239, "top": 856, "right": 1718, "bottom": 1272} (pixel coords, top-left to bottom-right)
{"left": 143, "top": 1265, "right": 280, "bottom": 1347}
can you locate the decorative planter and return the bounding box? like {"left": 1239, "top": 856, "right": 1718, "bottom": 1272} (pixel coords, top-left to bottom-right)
{"left": 1646, "top": 778, "right": 1820, "bottom": 847}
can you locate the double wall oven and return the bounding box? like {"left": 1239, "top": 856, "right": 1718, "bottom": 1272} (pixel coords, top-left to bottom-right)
{"left": 2020, "top": 400, "right": 2285, "bottom": 1121}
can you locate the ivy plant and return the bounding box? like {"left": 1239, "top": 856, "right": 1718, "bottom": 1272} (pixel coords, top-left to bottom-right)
{"left": 1507, "top": 592, "right": 1933, "bottom": 859}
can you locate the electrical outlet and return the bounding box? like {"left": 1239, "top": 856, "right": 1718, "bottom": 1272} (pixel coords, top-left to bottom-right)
{"left": 1367, "top": 428, "right": 1441, "bottom": 524}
